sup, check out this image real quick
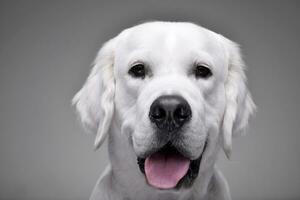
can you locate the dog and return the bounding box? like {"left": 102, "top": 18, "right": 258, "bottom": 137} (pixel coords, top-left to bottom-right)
{"left": 72, "top": 21, "right": 256, "bottom": 200}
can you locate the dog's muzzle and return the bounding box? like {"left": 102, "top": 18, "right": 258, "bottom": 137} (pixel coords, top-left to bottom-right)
{"left": 136, "top": 95, "right": 205, "bottom": 190}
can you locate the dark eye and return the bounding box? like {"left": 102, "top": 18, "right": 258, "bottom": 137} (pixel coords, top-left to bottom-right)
{"left": 128, "top": 63, "right": 146, "bottom": 79}
{"left": 194, "top": 65, "right": 212, "bottom": 79}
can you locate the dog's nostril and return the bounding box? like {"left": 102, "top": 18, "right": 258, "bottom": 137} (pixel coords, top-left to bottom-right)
{"left": 174, "top": 105, "right": 191, "bottom": 122}
{"left": 151, "top": 106, "right": 166, "bottom": 120}
{"left": 149, "top": 95, "right": 191, "bottom": 132}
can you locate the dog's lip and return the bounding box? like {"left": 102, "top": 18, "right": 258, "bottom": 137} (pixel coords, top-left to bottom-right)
{"left": 137, "top": 140, "right": 208, "bottom": 189}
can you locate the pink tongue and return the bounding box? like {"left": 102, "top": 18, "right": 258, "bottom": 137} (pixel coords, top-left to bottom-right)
{"left": 145, "top": 152, "right": 190, "bottom": 189}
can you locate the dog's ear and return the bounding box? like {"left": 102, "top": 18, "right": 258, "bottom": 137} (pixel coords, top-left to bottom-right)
{"left": 220, "top": 36, "right": 256, "bottom": 158}
{"left": 72, "top": 37, "right": 117, "bottom": 150}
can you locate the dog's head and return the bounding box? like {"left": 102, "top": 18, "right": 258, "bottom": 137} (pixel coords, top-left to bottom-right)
{"left": 73, "top": 22, "right": 256, "bottom": 190}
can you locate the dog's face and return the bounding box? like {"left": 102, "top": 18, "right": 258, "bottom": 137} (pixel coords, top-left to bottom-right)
{"left": 73, "top": 22, "right": 255, "bottom": 190}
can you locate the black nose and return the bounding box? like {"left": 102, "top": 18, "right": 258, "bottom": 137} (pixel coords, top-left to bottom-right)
{"left": 149, "top": 95, "right": 192, "bottom": 132}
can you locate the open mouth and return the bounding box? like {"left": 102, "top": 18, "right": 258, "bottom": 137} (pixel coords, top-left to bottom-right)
{"left": 137, "top": 141, "right": 207, "bottom": 190}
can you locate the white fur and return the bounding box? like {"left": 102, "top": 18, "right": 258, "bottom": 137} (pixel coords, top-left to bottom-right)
{"left": 72, "top": 21, "right": 256, "bottom": 200}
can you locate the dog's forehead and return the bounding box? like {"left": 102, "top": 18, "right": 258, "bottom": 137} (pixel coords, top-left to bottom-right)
{"left": 118, "top": 22, "right": 222, "bottom": 54}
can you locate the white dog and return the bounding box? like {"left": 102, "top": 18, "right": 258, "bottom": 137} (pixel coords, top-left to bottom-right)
{"left": 72, "top": 21, "right": 256, "bottom": 200}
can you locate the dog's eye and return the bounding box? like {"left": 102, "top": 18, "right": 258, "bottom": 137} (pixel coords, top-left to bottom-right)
{"left": 129, "top": 63, "right": 146, "bottom": 79}
{"left": 194, "top": 65, "right": 212, "bottom": 79}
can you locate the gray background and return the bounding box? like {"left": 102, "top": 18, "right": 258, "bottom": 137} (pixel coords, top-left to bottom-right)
{"left": 1, "top": 1, "right": 300, "bottom": 200}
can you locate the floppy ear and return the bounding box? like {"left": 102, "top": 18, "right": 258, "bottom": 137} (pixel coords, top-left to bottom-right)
{"left": 220, "top": 37, "right": 256, "bottom": 158}
{"left": 72, "top": 38, "right": 117, "bottom": 149}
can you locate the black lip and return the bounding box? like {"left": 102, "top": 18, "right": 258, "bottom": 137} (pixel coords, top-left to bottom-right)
{"left": 137, "top": 140, "right": 208, "bottom": 189}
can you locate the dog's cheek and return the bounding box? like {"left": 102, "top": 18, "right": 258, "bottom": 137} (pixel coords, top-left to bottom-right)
{"left": 131, "top": 124, "right": 156, "bottom": 157}
{"left": 182, "top": 88, "right": 224, "bottom": 158}
{"left": 115, "top": 80, "right": 137, "bottom": 111}
{"left": 202, "top": 91, "right": 226, "bottom": 157}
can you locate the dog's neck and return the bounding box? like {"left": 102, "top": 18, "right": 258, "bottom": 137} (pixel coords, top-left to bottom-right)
{"left": 106, "top": 119, "right": 219, "bottom": 200}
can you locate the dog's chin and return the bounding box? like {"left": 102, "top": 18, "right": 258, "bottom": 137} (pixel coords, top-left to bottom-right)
{"left": 137, "top": 141, "right": 207, "bottom": 190}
